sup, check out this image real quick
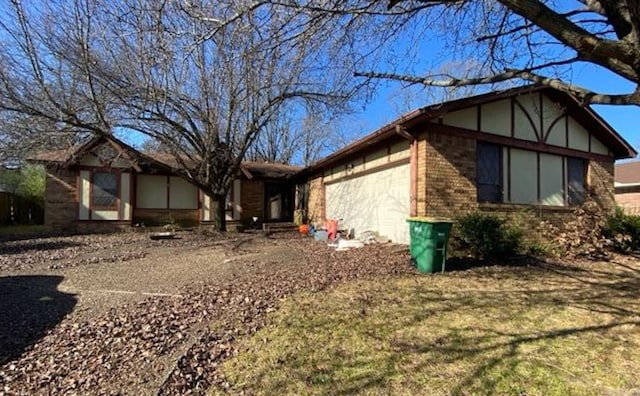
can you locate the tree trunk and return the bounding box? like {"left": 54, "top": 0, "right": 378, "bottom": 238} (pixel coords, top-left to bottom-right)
{"left": 211, "top": 194, "right": 227, "bottom": 232}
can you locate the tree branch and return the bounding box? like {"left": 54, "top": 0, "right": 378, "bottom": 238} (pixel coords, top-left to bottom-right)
{"left": 355, "top": 67, "right": 640, "bottom": 105}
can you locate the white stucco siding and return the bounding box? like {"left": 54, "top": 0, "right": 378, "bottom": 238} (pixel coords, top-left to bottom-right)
{"left": 120, "top": 173, "right": 131, "bottom": 221}
{"left": 591, "top": 135, "right": 608, "bottom": 155}
{"left": 513, "top": 97, "right": 539, "bottom": 142}
{"left": 480, "top": 99, "right": 511, "bottom": 136}
{"left": 509, "top": 148, "right": 538, "bottom": 205}
{"left": 567, "top": 117, "right": 590, "bottom": 151}
{"left": 233, "top": 179, "right": 241, "bottom": 220}
{"left": 202, "top": 179, "right": 242, "bottom": 221}
{"left": 79, "top": 154, "right": 102, "bottom": 167}
{"left": 364, "top": 148, "right": 388, "bottom": 169}
{"left": 136, "top": 175, "right": 167, "bottom": 209}
{"left": 441, "top": 106, "right": 477, "bottom": 130}
{"left": 541, "top": 95, "right": 564, "bottom": 139}
{"left": 325, "top": 141, "right": 411, "bottom": 185}
{"left": 202, "top": 193, "right": 211, "bottom": 221}
{"left": 539, "top": 153, "right": 564, "bottom": 206}
{"left": 79, "top": 170, "right": 91, "bottom": 220}
{"left": 169, "top": 176, "right": 198, "bottom": 209}
{"left": 545, "top": 116, "right": 566, "bottom": 147}
{"left": 389, "top": 140, "right": 411, "bottom": 162}
{"left": 92, "top": 210, "right": 119, "bottom": 220}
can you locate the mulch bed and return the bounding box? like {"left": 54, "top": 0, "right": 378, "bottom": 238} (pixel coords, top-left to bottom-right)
{"left": 0, "top": 234, "right": 414, "bottom": 395}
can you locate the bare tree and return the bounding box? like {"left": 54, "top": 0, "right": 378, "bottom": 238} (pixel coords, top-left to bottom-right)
{"left": 0, "top": 0, "right": 355, "bottom": 230}
{"left": 246, "top": 102, "right": 346, "bottom": 166}
{"left": 378, "top": 0, "right": 640, "bottom": 105}
{"left": 216, "top": 0, "right": 640, "bottom": 106}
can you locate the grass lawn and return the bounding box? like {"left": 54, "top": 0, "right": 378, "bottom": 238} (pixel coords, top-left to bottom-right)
{"left": 219, "top": 257, "right": 640, "bottom": 395}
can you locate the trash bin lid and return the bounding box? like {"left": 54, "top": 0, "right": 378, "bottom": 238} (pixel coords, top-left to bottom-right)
{"left": 406, "top": 216, "right": 454, "bottom": 223}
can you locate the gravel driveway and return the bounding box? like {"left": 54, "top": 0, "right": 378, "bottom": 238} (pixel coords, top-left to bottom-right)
{"left": 0, "top": 231, "right": 413, "bottom": 395}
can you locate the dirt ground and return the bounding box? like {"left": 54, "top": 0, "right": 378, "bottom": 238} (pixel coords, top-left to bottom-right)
{"left": 0, "top": 231, "right": 413, "bottom": 395}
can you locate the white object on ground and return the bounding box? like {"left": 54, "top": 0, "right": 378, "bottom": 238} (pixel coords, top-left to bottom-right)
{"left": 337, "top": 239, "right": 365, "bottom": 250}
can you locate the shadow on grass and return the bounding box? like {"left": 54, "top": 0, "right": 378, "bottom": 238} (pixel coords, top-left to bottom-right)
{"left": 0, "top": 240, "right": 84, "bottom": 256}
{"left": 0, "top": 275, "right": 76, "bottom": 365}
{"left": 443, "top": 255, "right": 543, "bottom": 272}
{"left": 226, "top": 255, "right": 640, "bottom": 395}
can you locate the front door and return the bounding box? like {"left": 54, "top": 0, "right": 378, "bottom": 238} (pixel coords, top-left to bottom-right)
{"left": 265, "top": 182, "right": 294, "bottom": 221}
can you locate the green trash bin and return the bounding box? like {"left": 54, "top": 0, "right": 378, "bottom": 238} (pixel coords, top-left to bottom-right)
{"left": 407, "top": 217, "right": 453, "bottom": 273}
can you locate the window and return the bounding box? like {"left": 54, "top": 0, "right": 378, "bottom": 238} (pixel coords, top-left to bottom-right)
{"left": 478, "top": 144, "right": 588, "bottom": 207}
{"left": 92, "top": 172, "right": 118, "bottom": 208}
{"left": 567, "top": 157, "right": 586, "bottom": 205}
{"left": 477, "top": 142, "right": 503, "bottom": 203}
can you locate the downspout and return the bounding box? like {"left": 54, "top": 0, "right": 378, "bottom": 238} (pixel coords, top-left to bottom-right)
{"left": 396, "top": 125, "right": 418, "bottom": 217}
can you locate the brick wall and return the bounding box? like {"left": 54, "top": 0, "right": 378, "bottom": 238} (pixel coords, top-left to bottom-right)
{"left": 307, "top": 176, "right": 324, "bottom": 225}
{"left": 44, "top": 168, "right": 78, "bottom": 229}
{"left": 241, "top": 180, "right": 264, "bottom": 224}
{"left": 132, "top": 208, "right": 200, "bottom": 227}
{"left": 421, "top": 132, "right": 478, "bottom": 218}
{"left": 616, "top": 189, "right": 640, "bottom": 214}
{"left": 477, "top": 203, "right": 576, "bottom": 241}
{"left": 76, "top": 221, "right": 131, "bottom": 233}
{"left": 589, "top": 160, "right": 615, "bottom": 214}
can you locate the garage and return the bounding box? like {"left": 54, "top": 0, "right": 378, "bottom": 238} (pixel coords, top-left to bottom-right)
{"left": 325, "top": 162, "right": 410, "bottom": 244}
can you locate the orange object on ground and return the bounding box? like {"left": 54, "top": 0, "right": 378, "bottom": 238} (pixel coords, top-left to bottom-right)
{"left": 325, "top": 219, "right": 339, "bottom": 240}
{"left": 299, "top": 224, "right": 309, "bottom": 235}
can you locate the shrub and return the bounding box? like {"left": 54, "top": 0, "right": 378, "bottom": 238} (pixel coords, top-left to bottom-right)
{"left": 602, "top": 207, "right": 640, "bottom": 253}
{"left": 455, "top": 212, "right": 523, "bottom": 260}
{"left": 524, "top": 240, "right": 559, "bottom": 258}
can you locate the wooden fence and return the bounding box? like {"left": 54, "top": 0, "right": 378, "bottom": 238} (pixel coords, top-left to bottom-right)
{"left": 0, "top": 192, "right": 44, "bottom": 225}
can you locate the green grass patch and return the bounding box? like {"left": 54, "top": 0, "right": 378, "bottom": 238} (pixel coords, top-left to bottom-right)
{"left": 220, "top": 260, "right": 640, "bottom": 395}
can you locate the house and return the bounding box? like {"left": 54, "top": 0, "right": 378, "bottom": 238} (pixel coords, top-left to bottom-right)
{"left": 33, "top": 135, "right": 299, "bottom": 231}
{"left": 614, "top": 161, "right": 640, "bottom": 214}
{"left": 301, "top": 85, "right": 637, "bottom": 244}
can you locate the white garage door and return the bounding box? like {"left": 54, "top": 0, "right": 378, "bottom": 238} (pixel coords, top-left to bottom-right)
{"left": 325, "top": 163, "right": 410, "bottom": 244}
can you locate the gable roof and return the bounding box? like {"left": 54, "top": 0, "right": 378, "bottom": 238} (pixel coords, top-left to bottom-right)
{"left": 615, "top": 161, "right": 640, "bottom": 186}
{"left": 302, "top": 85, "right": 637, "bottom": 175}
{"left": 31, "top": 135, "right": 300, "bottom": 179}
{"left": 30, "top": 134, "right": 148, "bottom": 167}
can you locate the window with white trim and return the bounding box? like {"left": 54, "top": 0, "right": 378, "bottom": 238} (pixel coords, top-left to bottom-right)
{"left": 92, "top": 172, "right": 118, "bottom": 209}
{"left": 476, "top": 143, "right": 588, "bottom": 207}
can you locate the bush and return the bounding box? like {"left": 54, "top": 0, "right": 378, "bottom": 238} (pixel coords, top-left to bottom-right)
{"left": 603, "top": 207, "right": 640, "bottom": 253}
{"left": 455, "top": 212, "right": 523, "bottom": 260}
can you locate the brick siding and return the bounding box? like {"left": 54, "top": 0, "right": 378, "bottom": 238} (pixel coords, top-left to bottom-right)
{"left": 616, "top": 189, "right": 640, "bottom": 213}
{"left": 44, "top": 168, "right": 78, "bottom": 230}
{"left": 589, "top": 160, "right": 615, "bottom": 214}
{"left": 307, "top": 176, "right": 324, "bottom": 225}
{"left": 420, "top": 132, "right": 477, "bottom": 218}
{"left": 241, "top": 180, "right": 264, "bottom": 224}
{"left": 132, "top": 208, "right": 200, "bottom": 227}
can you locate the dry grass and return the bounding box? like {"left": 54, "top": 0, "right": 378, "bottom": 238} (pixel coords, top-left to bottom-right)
{"left": 221, "top": 256, "right": 640, "bottom": 395}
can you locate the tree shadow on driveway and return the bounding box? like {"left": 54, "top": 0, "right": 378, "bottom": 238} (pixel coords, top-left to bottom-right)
{"left": 0, "top": 275, "right": 76, "bottom": 364}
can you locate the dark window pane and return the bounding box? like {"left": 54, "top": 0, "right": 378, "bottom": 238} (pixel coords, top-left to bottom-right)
{"left": 477, "top": 143, "right": 502, "bottom": 203}
{"left": 93, "top": 172, "right": 118, "bottom": 208}
{"left": 567, "top": 157, "right": 585, "bottom": 205}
